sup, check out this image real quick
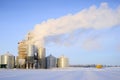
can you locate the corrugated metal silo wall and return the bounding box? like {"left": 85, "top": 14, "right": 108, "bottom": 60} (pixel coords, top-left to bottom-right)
{"left": 46, "top": 56, "right": 57, "bottom": 69}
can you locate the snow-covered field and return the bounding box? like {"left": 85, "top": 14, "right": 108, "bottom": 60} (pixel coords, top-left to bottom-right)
{"left": 0, "top": 67, "right": 120, "bottom": 80}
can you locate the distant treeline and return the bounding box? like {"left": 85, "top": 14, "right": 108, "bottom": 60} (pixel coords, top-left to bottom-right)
{"left": 69, "top": 64, "right": 120, "bottom": 68}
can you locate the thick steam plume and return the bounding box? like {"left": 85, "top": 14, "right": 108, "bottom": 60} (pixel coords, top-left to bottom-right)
{"left": 28, "top": 3, "right": 120, "bottom": 47}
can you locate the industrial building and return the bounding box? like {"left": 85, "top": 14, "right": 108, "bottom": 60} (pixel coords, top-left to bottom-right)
{"left": 16, "top": 32, "right": 46, "bottom": 69}
{"left": 17, "top": 41, "right": 46, "bottom": 69}
{"left": 0, "top": 32, "right": 69, "bottom": 69}
{"left": 0, "top": 51, "right": 69, "bottom": 69}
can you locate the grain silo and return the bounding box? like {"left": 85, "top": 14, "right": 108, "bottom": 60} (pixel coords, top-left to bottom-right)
{"left": 38, "top": 47, "right": 46, "bottom": 68}
{"left": 57, "top": 55, "right": 69, "bottom": 68}
{"left": 46, "top": 54, "right": 57, "bottom": 69}
{"left": 26, "top": 44, "right": 35, "bottom": 69}
{"left": 1, "top": 52, "right": 15, "bottom": 69}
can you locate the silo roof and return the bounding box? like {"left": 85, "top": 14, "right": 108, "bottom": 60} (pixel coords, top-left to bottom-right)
{"left": 3, "top": 52, "right": 14, "bottom": 56}
{"left": 47, "top": 54, "right": 56, "bottom": 58}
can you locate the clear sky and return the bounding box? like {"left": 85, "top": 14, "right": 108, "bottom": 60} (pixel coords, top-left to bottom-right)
{"left": 0, "top": 0, "right": 120, "bottom": 65}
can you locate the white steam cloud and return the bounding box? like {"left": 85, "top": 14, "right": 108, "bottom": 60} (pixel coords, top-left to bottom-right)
{"left": 27, "top": 3, "right": 120, "bottom": 47}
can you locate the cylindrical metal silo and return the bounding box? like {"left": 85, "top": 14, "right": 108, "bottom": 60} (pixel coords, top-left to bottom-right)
{"left": 46, "top": 54, "right": 57, "bottom": 69}
{"left": 1, "top": 52, "right": 15, "bottom": 69}
{"left": 57, "top": 55, "right": 69, "bottom": 68}
{"left": 38, "top": 47, "right": 46, "bottom": 69}
{"left": 27, "top": 44, "right": 34, "bottom": 56}
{"left": 26, "top": 44, "right": 35, "bottom": 69}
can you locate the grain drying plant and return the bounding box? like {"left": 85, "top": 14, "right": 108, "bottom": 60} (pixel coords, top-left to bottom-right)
{"left": 0, "top": 32, "right": 69, "bottom": 69}
{"left": 16, "top": 32, "right": 46, "bottom": 69}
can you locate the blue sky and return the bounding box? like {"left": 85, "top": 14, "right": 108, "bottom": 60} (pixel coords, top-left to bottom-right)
{"left": 0, "top": 0, "right": 120, "bottom": 65}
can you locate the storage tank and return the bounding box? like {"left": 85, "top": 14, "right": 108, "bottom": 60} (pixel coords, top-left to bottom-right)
{"left": 26, "top": 44, "right": 35, "bottom": 69}
{"left": 46, "top": 54, "right": 57, "bottom": 69}
{"left": 38, "top": 47, "right": 46, "bottom": 68}
{"left": 27, "top": 44, "right": 34, "bottom": 56}
{"left": 1, "top": 52, "right": 15, "bottom": 69}
{"left": 57, "top": 55, "right": 69, "bottom": 68}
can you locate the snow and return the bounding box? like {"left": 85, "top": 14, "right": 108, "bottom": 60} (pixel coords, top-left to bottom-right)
{"left": 0, "top": 67, "right": 120, "bottom": 80}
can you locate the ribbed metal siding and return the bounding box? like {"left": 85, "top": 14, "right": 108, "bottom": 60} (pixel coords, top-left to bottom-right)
{"left": 46, "top": 55, "right": 56, "bottom": 69}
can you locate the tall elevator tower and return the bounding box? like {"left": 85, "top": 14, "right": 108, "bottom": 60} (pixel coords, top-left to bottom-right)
{"left": 17, "top": 40, "right": 27, "bottom": 68}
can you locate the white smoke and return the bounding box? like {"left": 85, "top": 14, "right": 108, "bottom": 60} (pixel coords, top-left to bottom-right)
{"left": 27, "top": 3, "right": 120, "bottom": 47}
{"left": 81, "top": 37, "right": 101, "bottom": 51}
{"left": 116, "top": 44, "right": 120, "bottom": 52}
